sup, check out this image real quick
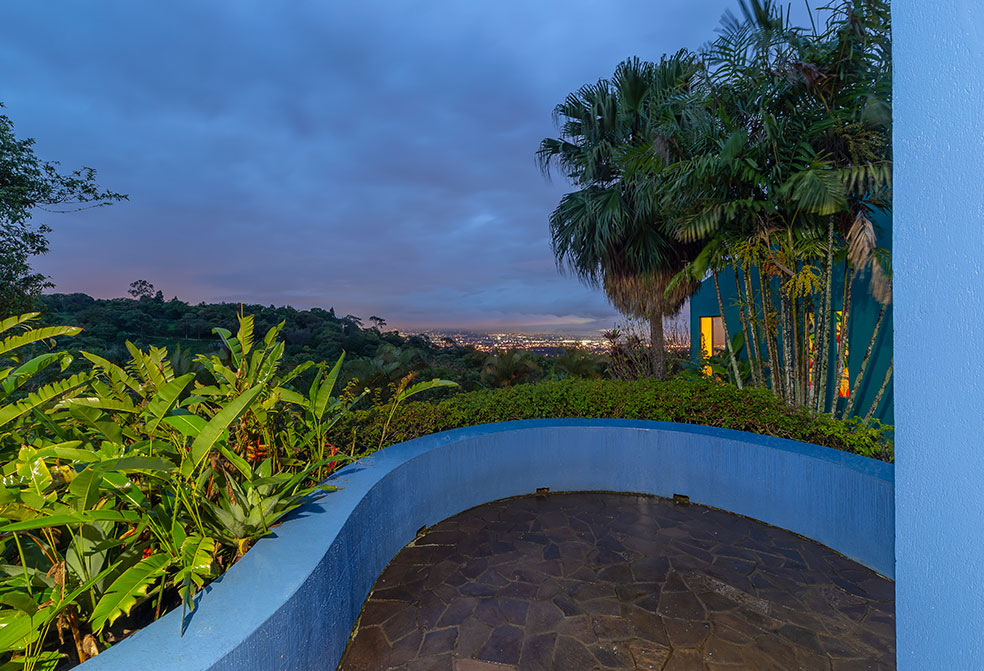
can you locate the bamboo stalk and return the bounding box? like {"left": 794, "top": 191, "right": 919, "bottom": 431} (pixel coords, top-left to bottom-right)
{"left": 734, "top": 267, "right": 761, "bottom": 386}
{"left": 841, "top": 303, "right": 887, "bottom": 420}
{"left": 834, "top": 270, "right": 854, "bottom": 415}
{"left": 813, "top": 215, "right": 835, "bottom": 411}
{"left": 791, "top": 294, "right": 801, "bottom": 404}
{"left": 713, "top": 271, "right": 743, "bottom": 389}
{"left": 780, "top": 292, "right": 793, "bottom": 402}
{"left": 864, "top": 358, "right": 893, "bottom": 422}
{"left": 830, "top": 266, "right": 851, "bottom": 414}
{"left": 743, "top": 267, "right": 766, "bottom": 386}
{"left": 759, "top": 268, "right": 781, "bottom": 393}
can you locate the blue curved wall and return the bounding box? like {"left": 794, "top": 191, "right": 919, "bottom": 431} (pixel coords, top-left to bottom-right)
{"left": 80, "top": 420, "right": 893, "bottom": 671}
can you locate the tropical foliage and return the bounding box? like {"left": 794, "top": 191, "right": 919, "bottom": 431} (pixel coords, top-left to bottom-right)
{"left": 540, "top": 0, "right": 893, "bottom": 419}
{"left": 537, "top": 55, "right": 703, "bottom": 379}
{"left": 0, "top": 313, "right": 453, "bottom": 668}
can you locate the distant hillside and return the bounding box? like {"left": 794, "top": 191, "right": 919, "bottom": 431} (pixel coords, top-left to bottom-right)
{"left": 37, "top": 292, "right": 419, "bottom": 365}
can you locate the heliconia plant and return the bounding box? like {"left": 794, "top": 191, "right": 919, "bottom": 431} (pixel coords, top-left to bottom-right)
{"left": 0, "top": 312, "right": 455, "bottom": 668}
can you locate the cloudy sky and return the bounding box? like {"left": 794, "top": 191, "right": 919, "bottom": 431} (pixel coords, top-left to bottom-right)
{"left": 3, "top": 1, "right": 775, "bottom": 333}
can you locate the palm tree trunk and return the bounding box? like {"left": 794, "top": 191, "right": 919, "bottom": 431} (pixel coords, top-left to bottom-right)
{"left": 841, "top": 303, "right": 887, "bottom": 420}
{"left": 713, "top": 271, "right": 743, "bottom": 389}
{"left": 813, "top": 216, "right": 835, "bottom": 411}
{"left": 650, "top": 313, "right": 666, "bottom": 380}
{"left": 864, "top": 358, "right": 893, "bottom": 422}
{"left": 743, "top": 267, "right": 766, "bottom": 386}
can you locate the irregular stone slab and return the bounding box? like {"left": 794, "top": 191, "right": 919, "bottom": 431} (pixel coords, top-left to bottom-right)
{"left": 339, "top": 493, "right": 895, "bottom": 670}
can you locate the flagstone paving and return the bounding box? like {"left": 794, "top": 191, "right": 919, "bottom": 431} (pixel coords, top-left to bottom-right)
{"left": 338, "top": 492, "right": 895, "bottom": 670}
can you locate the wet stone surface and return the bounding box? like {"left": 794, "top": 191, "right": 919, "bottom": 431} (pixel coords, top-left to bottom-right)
{"left": 338, "top": 493, "right": 895, "bottom": 670}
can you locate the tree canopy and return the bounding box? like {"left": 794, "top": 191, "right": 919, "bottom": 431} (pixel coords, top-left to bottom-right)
{"left": 0, "top": 103, "right": 126, "bottom": 317}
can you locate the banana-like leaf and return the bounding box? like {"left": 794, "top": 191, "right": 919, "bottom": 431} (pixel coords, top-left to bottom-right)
{"left": 0, "top": 373, "right": 91, "bottom": 429}
{"left": 398, "top": 379, "right": 459, "bottom": 402}
{"left": 91, "top": 456, "right": 176, "bottom": 472}
{"left": 68, "top": 468, "right": 104, "bottom": 511}
{"left": 212, "top": 327, "right": 242, "bottom": 367}
{"left": 0, "top": 607, "right": 44, "bottom": 651}
{"left": 237, "top": 315, "right": 254, "bottom": 357}
{"left": 144, "top": 373, "right": 195, "bottom": 433}
{"left": 0, "top": 509, "right": 140, "bottom": 532}
{"left": 0, "top": 313, "right": 41, "bottom": 335}
{"left": 81, "top": 352, "right": 145, "bottom": 399}
{"left": 313, "top": 355, "right": 345, "bottom": 422}
{"left": 163, "top": 413, "right": 207, "bottom": 438}
{"left": 181, "top": 535, "right": 214, "bottom": 574}
{"left": 1, "top": 353, "right": 63, "bottom": 395}
{"left": 218, "top": 445, "right": 252, "bottom": 479}
{"left": 57, "top": 397, "right": 138, "bottom": 413}
{"left": 89, "top": 554, "right": 171, "bottom": 633}
{"left": 184, "top": 385, "right": 264, "bottom": 477}
{"left": 0, "top": 592, "right": 39, "bottom": 617}
{"left": 273, "top": 387, "right": 307, "bottom": 407}
{"left": 0, "top": 326, "right": 81, "bottom": 358}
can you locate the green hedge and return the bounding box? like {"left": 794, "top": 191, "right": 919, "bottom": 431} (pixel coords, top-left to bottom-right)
{"left": 331, "top": 377, "right": 894, "bottom": 462}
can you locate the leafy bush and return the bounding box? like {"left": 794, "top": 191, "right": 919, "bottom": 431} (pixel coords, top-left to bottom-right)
{"left": 331, "top": 377, "right": 894, "bottom": 462}
{"left": 0, "top": 313, "right": 452, "bottom": 668}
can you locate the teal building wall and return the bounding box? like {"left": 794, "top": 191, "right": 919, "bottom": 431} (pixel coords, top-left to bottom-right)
{"left": 688, "top": 210, "right": 893, "bottom": 425}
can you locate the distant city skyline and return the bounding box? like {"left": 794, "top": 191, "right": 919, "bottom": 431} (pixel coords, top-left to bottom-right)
{"left": 4, "top": 2, "right": 807, "bottom": 333}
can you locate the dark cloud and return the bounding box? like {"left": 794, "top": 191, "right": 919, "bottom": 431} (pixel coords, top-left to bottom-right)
{"left": 3, "top": 0, "right": 761, "bottom": 333}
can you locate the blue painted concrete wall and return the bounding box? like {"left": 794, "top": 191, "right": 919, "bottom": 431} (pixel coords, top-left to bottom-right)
{"left": 894, "top": 1, "right": 984, "bottom": 667}
{"left": 80, "top": 421, "right": 893, "bottom": 671}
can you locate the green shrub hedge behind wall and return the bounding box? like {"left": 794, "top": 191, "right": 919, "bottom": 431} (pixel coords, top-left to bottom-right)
{"left": 331, "top": 377, "right": 893, "bottom": 462}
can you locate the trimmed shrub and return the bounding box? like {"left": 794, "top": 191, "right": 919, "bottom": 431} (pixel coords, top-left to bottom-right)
{"left": 330, "top": 377, "right": 894, "bottom": 462}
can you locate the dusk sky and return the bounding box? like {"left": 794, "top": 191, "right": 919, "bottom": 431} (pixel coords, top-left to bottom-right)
{"left": 1, "top": 1, "right": 804, "bottom": 334}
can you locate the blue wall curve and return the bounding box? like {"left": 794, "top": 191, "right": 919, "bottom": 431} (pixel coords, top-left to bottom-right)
{"left": 81, "top": 420, "right": 893, "bottom": 671}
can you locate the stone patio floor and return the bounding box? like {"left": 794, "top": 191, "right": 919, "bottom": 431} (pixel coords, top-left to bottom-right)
{"left": 338, "top": 492, "right": 895, "bottom": 670}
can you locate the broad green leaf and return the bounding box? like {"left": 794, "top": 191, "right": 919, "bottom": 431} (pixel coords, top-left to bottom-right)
{"left": 0, "top": 373, "right": 91, "bottom": 429}
{"left": 92, "top": 456, "right": 176, "bottom": 472}
{"left": 185, "top": 385, "right": 264, "bottom": 477}
{"left": 218, "top": 445, "right": 252, "bottom": 479}
{"left": 273, "top": 387, "right": 307, "bottom": 407}
{"left": 1, "top": 353, "right": 62, "bottom": 395}
{"left": 89, "top": 554, "right": 170, "bottom": 633}
{"left": 0, "top": 326, "right": 81, "bottom": 358}
{"left": 144, "top": 373, "right": 195, "bottom": 432}
{"left": 0, "top": 509, "right": 139, "bottom": 531}
{"left": 0, "top": 608, "right": 41, "bottom": 651}
{"left": 68, "top": 468, "right": 104, "bottom": 511}
{"left": 399, "top": 378, "right": 458, "bottom": 402}
{"left": 0, "top": 313, "right": 40, "bottom": 336}
{"left": 212, "top": 327, "right": 242, "bottom": 367}
{"left": 313, "top": 354, "right": 345, "bottom": 422}
{"left": 179, "top": 535, "right": 214, "bottom": 577}
{"left": 57, "top": 396, "right": 138, "bottom": 413}
{"left": 237, "top": 314, "right": 254, "bottom": 357}
{"left": 81, "top": 351, "right": 145, "bottom": 399}
{"left": 162, "top": 413, "right": 207, "bottom": 438}
{"left": 32, "top": 443, "right": 93, "bottom": 463}
{"left": 0, "top": 593, "right": 38, "bottom": 617}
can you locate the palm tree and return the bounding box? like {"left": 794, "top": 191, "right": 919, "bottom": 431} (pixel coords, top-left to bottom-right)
{"left": 537, "top": 54, "right": 702, "bottom": 379}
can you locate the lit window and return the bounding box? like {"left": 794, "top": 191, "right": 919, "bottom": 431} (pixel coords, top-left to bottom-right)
{"left": 699, "top": 316, "right": 726, "bottom": 375}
